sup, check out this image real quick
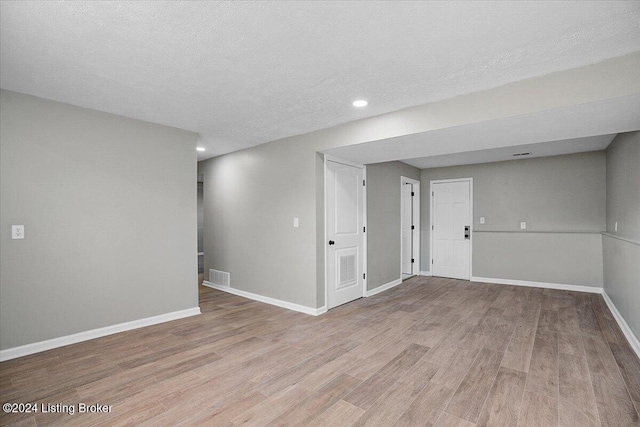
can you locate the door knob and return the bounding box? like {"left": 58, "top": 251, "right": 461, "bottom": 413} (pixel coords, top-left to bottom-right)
{"left": 328, "top": 240, "right": 335, "bottom": 245}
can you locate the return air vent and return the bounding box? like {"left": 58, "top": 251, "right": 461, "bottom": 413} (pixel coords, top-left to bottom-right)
{"left": 209, "top": 269, "right": 230, "bottom": 287}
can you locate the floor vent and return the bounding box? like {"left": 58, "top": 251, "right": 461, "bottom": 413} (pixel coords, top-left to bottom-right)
{"left": 209, "top": 269, "right": 230, "bottom": 287}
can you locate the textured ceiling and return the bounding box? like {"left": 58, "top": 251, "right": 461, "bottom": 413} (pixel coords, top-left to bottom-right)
{"left": 2, "top": 1, "right": 640, "bottom": 160}
{"left": 324, "top": 94, "right": 640, "bottom": 166}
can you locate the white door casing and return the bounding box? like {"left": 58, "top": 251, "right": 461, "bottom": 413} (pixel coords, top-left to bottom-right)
{"left": 401, "top": 177, "right": 420, "bottom": 277}
{"left": 402, "top": 182, "right": 413, "bottom": 275}
{"left": 326, "top": 158, "right": 365, "bottom": 309}
{"left": 430, "top": 178, "right": 472, "bottom": 280}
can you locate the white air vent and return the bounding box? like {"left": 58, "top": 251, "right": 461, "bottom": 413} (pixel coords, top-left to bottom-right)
{"left": 209, "top": 269, "right": 230, "bottom": 287}
{"left": 339, "top": 254, "right": 356, "bottom": 286}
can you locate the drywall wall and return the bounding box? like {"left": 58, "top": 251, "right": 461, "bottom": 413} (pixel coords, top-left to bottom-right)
{"left": 366, "top": 161, "right": 420, "bottom": 290}
{"left": 606, "top": 131, "right": 640, "bottom": 241}
{"left": 603, "top": 131, "right": 640, "bottom": 339}
{"left": 198, "top": 139, "right": 322, "bottom": 308}
{"left": 421, "top": 151, "right": 606, "bottom": 287}
{"left": 199, "top": 56, "right": 637, "bottom": 310}
{"left": 0, "top": 90, "right": 199, "bottom": 351}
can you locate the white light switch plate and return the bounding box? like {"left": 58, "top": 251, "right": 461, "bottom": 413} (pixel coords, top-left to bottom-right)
{"left": 293, "top": 217, "right": 299, "bottom": 228}
{"left": 12, "top": 225, "right": 25, "bottom": 239}
{"left": 520, "top": 222, "right": 526, "bottom": 230}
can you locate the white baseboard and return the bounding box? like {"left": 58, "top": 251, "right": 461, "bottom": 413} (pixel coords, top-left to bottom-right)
{"left": 365, "top": 278, "right": 403, "bottom": 297}
{"left": 419, "top": 271, "right": 431, "bottom": 276}
{"left": 602, "top": 291, "right": 640, "bottom": 359}
{"left": 0, "top": 307, "right": 201, "bottom": 362}
{"left": 471, "top": 276, "right": 603, "bottom": 294}
{"left": 203, "top": 281, "right": 326, "bottom": 316}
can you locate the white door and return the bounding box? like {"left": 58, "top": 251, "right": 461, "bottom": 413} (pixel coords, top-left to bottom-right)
{"left": 431, "top": 179, "right": 471, "bottom": 280}
{"left": 401, "top": 183, "right": 414, "bottom": 275}
{"left": 326, "top": 160, "right": 364, "bottom": 309}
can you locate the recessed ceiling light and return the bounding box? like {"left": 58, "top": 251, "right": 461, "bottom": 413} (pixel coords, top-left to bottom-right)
{"left": 352, "top": 100, "right": 368, "bottom": 107}
{"left": 196, "top": 147, "right": 206, "bottom": 152}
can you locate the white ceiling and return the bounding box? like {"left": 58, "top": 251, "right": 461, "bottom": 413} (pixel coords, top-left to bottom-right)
{"left": 324, "top": 94, "right": 640, "bottom": 166}
{"left": 1, "top": 2, "right": 640, "bottom": 161}
{"left": 401, "top": 134, "right": 616, "bottom": 170}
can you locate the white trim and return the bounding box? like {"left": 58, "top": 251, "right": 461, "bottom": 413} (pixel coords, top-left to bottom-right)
{"left": 363, "top": 166, "right": 368, "bottom": 302}
{"left": 430, "top": 177, "right": 474, "bottom": 280}
{"left": 401, "top": 176, "right": 420, "bottom": 277}
{"left": 323, "top": 155, "right": 367, "bottom": 311}
{"left": 602, "top": 291, "right": 640, "bottom": 359}
{"left": 323, "top": 153, "right": 365, "bottom": 169}
{"left": 471, "top": 276, "right": 603, "bottom": 294}
{"left": 0, "top": 307, "right": 201, "bottom": 362}
{"left": 420, "top": 271, "right": 432, "bottom": 276}
{"left": 203, "top": 281, "right": 326, "bottom": 316}
{"left": 365, "top": 278, "right": 403, "bottom": 297}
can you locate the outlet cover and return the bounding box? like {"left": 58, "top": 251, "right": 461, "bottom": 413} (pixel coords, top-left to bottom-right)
{"left": 12, "top": 225, "right": 25, "bottom": 239}
{"left": 520, "top": 222, "right": 526, "bottom": 230}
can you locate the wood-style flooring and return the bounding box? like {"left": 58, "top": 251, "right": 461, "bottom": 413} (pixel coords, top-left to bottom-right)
{"left": 1, "top": 276, "right": 639, "bottom": 426}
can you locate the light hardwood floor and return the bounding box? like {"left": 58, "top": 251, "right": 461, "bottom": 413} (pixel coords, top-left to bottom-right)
{"left": 1, "top": 276, "right": 639, "bottom": 426}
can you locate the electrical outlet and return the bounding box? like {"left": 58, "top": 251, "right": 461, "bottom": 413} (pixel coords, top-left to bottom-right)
{"left": 12, "top": 225, "right": 25, "bottom": 239}
{"left": 480, "top": 217, "right": 485, "bottom": 224}
{"left": 520, "top": 222, "right": 526, "bottom": 230}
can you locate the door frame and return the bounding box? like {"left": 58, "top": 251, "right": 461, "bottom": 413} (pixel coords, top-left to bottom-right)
{"left": 429, "top": 177, "right": 473, "bottom": 279}
{"left": 401, "top": 176, "right": 420, "bottom": 277}
{"left": 324, "top": 154, "right": 367, "bottom": 310}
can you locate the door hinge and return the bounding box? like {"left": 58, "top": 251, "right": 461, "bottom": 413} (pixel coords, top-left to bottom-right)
{"left": 432, "top": 259, "right": 434, "bottom": 264}
{"left": 411, "top": 258, "right": 414, "bottom": 263}
{"left": 411, "top": 192, "right": 414, "bottom": 196}
{"left": 432, "top": 225, "right": 434, "bottom": 230}
{"left": 363, "top": 180, "right": 366, "bottom": 186}
{"left": 411, "top": 225, "right": 415, "bottom": 230}
{"left": 363, "top": 273, "right": 366, "bottom": 279}
{"left": 363, "top": 226, "right": 366, "bottom": 232}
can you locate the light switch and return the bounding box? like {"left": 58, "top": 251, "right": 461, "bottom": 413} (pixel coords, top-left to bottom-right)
{"left": 293, "top": 217, "right": 299, "bottom": 228}
{"left": 12, "top": 225, "right": 25, "bottom": 239}
{"left": 480, "top": 217, "right": 485, "bottom": 224}
{"left": 520, "top": 222, "right": 526, "bottom": 230}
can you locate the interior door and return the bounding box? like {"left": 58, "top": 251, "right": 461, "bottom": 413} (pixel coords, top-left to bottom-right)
{"left": 401, "top": 183, "right": 413, "bottom": 275}
{"left": 326, "top": 160, "right": 364, "bottom": 309}
{"left": 432, "top": 180, "right": 471, "bottom": 280}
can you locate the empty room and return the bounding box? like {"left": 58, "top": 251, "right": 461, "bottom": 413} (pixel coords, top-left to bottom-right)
{"left": 1, "top": 2, "right": 639, "bottom": 426}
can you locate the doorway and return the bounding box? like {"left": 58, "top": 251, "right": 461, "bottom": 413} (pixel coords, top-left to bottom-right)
{"left": 401, "top": 177, "right": 420, "bottom": 279}
{"left": 197, "top": 177, "right": 204, "bottom": 286}
{"left": 430, "top": 178, "right": 473, "bottom": 280}
{"left": 325, "top": 156, "right": 366, "bottom": 310}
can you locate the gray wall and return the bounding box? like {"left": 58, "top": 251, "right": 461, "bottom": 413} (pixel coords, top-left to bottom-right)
{"left": 0, "top": 90, "right": 199, "bottom": 350}
{"left": 366, "top": 161, "right": 420, "bottom": 290}
{"left": 421, "top": 151, "right": 606, "bottom": 287}
{"left": 198, "top": 138, "right": 324, "bottom": 308}
{"left": 603, "top": 131, "right": 640, "bottom": 339}
{"left": 198, "top": 57, "right": 635, "bottom": 310}
{"left": 606, "top": 132, "right": 640, "bottom": 241}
